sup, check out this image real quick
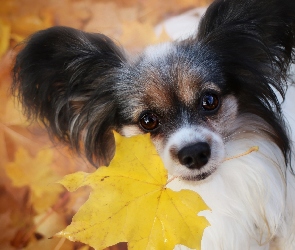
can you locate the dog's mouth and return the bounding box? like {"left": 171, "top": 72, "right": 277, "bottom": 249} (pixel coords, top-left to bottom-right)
{"left": 170, "top": 162, "right": 219, "bottom": 182}
{"left": 180, "top": 171, "right": 213, "bottom": 181}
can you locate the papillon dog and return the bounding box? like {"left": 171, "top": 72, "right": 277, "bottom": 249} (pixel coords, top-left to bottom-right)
{"left": 12, "top": 0, "right": 295, "bottom": 249}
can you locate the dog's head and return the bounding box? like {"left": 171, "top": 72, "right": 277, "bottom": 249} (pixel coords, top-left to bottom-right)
{"left": 12, "top": 0, "right": 295, "bottom": 180}
{"left": 116, "top": 43, "right": 236, "bottom": 180}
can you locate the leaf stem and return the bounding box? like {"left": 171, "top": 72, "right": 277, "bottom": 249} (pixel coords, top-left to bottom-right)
{"left": 224, "top": 146, "right": 259, "bottom": 162}
{"left": 166, "top": 175, "right": 179, "bottom": 186}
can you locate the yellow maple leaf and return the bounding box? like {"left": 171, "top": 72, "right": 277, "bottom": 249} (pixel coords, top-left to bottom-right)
{"left": 5, "top": 148, "right": 63, "bottom": 213}
{"left": 57, "top": 132, "right": 209, "bottom": 250}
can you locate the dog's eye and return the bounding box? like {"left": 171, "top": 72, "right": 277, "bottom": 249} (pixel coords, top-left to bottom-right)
{"left": 202, "top": 93, "right": 219, "bottom": 111}
{"left": 139, "top": 112, "right": 160, "bottom": 131}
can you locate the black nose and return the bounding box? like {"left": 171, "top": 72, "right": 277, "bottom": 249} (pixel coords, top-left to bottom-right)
{"left": 178, "top": 142, "right": 211, "bottom": 169}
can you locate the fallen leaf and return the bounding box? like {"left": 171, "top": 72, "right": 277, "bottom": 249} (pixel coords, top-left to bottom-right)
{"left": 25, "top": 235, "right": 73, "bottom": 250}
{"left": 10, "top": 10, "right": 53, "bottom": 42}
{"left": 57, "top": 132, "right": 209, "bottom": 250}
{"left": 77, "top": 245, "right": 91, "bottom": 250}
{"left": 53, "top": 0, "right": 91, "bottom": 29}
{"left": 0, "top": 20, "right": 10, "bottom": 58}
{"left": 0, "top": 211, "right": 19, "bottom": 250}
{"left": 24, "top": 210, "right": 74, "bottom": 250}
{"left": 120, "top": 20, "right": 171, "bottom": 52}
{"left": 83, "top": 2, "right": 121, "bottom": 35}
{"left": 0, "top": 185, "right": 34, "bottom": 249}
{"left": 4, "top": 148, "right": 63, "bottom": 213}
{"left": 2, "top": 98, "right": 28, "bottom": 126}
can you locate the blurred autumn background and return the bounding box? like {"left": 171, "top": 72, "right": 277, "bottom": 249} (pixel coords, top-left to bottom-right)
{"left": 0, "top": 0, "right": 212, "bottom": 249}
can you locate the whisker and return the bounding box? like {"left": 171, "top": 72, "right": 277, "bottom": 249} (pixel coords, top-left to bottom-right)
{"left": 223, "top": 130, "right": 262, "bottom": 141}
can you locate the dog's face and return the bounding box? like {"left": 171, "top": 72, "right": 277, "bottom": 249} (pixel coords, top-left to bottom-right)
{"left": 115, "top": 43, "right": 239, "bottom": 180}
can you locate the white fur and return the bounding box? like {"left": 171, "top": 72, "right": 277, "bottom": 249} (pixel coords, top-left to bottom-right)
{"left": 168, "top": 135, "right": 295, "bottom": 250}
{"left": 155, "top": 8, "right": 207, "bottom": 40}
{"left": 121, "top": 125, "right": 143, "bottom": 137}
{"left": 143, "top": 43, "right": 175, "bottom": 63}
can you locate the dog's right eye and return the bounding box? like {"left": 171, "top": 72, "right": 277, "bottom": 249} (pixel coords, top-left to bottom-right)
{"left": 139, "top": 112, "right": 160, "bottom": 131}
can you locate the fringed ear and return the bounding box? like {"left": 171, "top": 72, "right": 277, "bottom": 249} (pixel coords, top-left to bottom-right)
{"left": 196, "top": 0, "right": 295, "bottom": 163}
{"left": 198, "top": 0, "right": 295, "bottom": 97}
{"left": 12, "top": 26, "right": 126, "bottom": 166}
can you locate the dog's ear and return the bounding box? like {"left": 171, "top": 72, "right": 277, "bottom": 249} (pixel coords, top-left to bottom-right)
{"left": 12, "top": 26, "right": 126, "bottom": 166}
{"left": 198, "top": 0, "right": 295, "bottom": 102}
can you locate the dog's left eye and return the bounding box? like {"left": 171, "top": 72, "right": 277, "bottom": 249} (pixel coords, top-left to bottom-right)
{"left": 201, "top": 93, "right": 219, "bottom": 111}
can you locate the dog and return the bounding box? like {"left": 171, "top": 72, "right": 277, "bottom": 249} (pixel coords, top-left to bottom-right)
{"left": 12, "top": 0, "right": 295, "bottom": 249}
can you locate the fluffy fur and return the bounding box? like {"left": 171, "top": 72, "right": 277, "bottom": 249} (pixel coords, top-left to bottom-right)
{"left": 12, "top": 0, "right": 295, "bottom": 249}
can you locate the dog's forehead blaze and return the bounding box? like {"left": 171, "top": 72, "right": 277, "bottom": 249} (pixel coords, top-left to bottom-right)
{"left": 176, "top": 68, "right": 202, "bottom": 105}
{"left": 142, "top": 77, "right": 173, "bottom": 110}
{"left": 139, "top": 43, "right": 202, "bottom": 108}
{"left": 141, "top": 68, "right": 203, "bottom": 110}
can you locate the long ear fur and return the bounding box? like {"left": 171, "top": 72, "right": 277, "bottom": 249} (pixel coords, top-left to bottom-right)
{"left": 198, "top": 0, "right": 295, "bottom": 103}
{"left": 197, "top": 0, "right": 295, "bottom": 163}
{"left": 12, "top": 26, "right": 126, "bottom": 166}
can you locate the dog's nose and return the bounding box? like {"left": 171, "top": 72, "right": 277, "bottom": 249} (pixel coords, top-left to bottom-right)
{"left": 178, "top": 142, "right": 211, "bottom": 169}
